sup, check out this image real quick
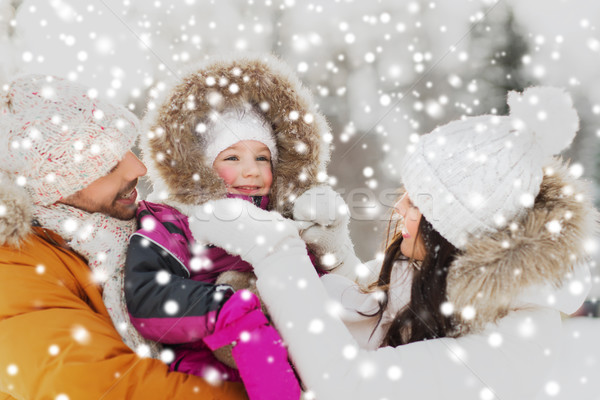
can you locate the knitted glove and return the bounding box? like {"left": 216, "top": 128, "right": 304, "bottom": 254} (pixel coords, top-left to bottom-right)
{"left": 189, "top": 198, "right": 304, "bottom": 267}
{"left": 216, "top": 270, "right": 268, "bottom": 314}
{"left": 203, "top": 290, "right": 301, "bottom": 400}
{"left": 292, "top": 186, "right": 364, "bottom": 280}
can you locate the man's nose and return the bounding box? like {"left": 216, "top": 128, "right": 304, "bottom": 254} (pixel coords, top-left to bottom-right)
{"left": 123, "top": 151, "right": 147, "bottom": 179}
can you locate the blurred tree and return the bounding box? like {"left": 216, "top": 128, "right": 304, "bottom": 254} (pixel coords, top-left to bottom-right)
{"left": 0, "top": 0, "right": 23, "bottom": 84}
{"left": 466, "top": 3, "right": 534, "bottom": 115}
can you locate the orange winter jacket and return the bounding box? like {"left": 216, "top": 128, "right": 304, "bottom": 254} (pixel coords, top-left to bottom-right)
{"left": 0, "top": 227, "right": 248, "bottom": 400}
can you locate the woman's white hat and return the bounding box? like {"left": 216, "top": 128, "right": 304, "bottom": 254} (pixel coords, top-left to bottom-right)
{"left": 400, "top": 87, "right": 579, "bottom": 249}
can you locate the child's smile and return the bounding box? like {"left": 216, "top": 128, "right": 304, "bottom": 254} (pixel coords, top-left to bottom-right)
{"left": 212, "top": 140, "right": 273, "bottom": 197}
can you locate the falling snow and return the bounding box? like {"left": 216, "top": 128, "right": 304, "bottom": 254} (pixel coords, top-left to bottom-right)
{"left": 1, "top": 0, "right": 600, "bottom": 398}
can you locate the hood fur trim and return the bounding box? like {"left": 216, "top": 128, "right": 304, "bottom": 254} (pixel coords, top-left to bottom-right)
{"left": 447, "top": 159, "right": 598, "bottom": 334}
{"left": 0, "top": 178, "right": 33, "bottom": 247}
{"left": 141, "top": 54, "right": 331, "bottom": 217}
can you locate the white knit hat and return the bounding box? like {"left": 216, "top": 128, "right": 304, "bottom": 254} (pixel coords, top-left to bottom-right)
{"left": 204, "top": 107, "right": 277, "bottom": 167}
{"left": 0, "top": 74, "right": 139, "bottom": 206}
{"left": 400, "top": 87, "right": 579, "bottom": 249}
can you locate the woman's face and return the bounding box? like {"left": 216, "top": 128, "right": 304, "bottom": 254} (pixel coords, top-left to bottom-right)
{"left": 394, "top": 193, "right": 427, "bottom": 261}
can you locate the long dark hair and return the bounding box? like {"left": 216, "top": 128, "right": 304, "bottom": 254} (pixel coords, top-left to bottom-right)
{"left": 373, "top": 215, "right": 460, "bottom": 346}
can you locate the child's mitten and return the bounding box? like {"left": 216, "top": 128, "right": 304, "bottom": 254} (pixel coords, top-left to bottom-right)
{"left": 203, "top": 290, "right": 300, "bottom": 400}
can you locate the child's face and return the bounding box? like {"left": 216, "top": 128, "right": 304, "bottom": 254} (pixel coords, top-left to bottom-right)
{"left": 212, "top": 140, "right": 273, "bottom": 196}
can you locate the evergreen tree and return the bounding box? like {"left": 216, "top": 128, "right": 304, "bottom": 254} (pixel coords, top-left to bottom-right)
{"left": 467, "top": 4, "right": 535, "bottom": 115}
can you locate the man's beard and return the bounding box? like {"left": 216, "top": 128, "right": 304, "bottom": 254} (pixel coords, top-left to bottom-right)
{"left": 99, "top": 198, "right": 137, "bottom": 220}
{"left": 102, "top": 180, "right": 139, "bottom": 220}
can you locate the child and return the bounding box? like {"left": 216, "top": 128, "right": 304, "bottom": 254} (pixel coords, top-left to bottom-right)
{"left": 124, "top": 55, "right": 331, "bottom": 399}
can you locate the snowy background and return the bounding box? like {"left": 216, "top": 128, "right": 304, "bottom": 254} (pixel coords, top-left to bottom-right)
{"left": 1, "top": 0, "right": 599, "bottom": 309}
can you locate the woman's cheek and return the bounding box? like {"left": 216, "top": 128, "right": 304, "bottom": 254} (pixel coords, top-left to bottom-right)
{"left": 406, "top": 217, "right": 420, "bottom": 238}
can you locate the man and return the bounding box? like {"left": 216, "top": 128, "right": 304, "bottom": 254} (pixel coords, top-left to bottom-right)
{"left": 0, "top": 74, "right": 247, "bottom": 399}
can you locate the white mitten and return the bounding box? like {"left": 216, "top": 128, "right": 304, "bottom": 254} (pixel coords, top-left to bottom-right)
{"left": 293, "top": 186, "right": 364, "bottom": 280}
{"left": 293, "top": 185, "right": 349, "bottom": 228}
{"left": 189, "top": 198, "right": 305, "bottom": 268}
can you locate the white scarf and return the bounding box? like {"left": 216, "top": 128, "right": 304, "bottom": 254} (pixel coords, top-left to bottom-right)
{"left": 33, "top": 203, "right": 161, "bottom": 359}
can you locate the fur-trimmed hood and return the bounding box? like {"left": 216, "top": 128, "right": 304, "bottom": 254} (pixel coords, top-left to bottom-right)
{"left": 447, "top": 159, "right": 598, "bottom": 334}
{"left": 141, "top": 54, "right": 331, "bottom": 217}
{"left": 0, "top": 178, "right": 33, "bottom": 247}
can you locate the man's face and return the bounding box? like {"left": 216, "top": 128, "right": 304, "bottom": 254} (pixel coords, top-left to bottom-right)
{"left": 60, "top": 151, "right": 147, "bottom": 220}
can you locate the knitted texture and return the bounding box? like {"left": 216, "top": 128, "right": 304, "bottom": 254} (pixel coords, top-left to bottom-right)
{"left": 32, "top": 203, "right": 161, "bottom": 358}
{"left": 0, "top": 74, "right": 138, "bottom": 206}
{"left": 0, "top": 74, "right": 158, "bottom": 357}
{"left": 204, "top": 107, "right": 278, "bottom": 167}
{"left": 401, "top": 87, "right": 579, "bottom": 249}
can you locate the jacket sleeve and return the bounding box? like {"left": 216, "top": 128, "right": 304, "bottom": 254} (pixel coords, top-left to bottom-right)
{"left": 254, "top": 245, "right": 561, "bottom": 400}
{"left": 0, "top": 243, "right": 247, "bottom": 400}
{"left": 125, "top": 234, "right": 234, "bottom": 344}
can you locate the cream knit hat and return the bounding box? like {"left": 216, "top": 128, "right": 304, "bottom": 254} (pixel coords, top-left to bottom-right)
{"left": 400, "top": 87, "right": 580, "bottom": 249}
{"left": 204, "top": 107, "right": 277, "bottom": 167}
{"left": 0, "top": 74, "right": 139, "bottom": 206}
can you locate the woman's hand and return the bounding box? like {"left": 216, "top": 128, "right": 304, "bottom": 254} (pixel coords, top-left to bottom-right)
{"left": 188, "top": 198, "right": 305, "bottom": 267}
{"left": 293, "top": 185, "right": 364, "bottom": 279}
{"left": 293, "top": 185, "right": 349, "bottom": 228}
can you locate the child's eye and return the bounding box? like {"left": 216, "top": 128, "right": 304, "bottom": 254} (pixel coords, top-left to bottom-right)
{"left": 224, "top": 156, "right": 239, "bottom": 161}
{"left": 256, "top": 156, "right": 270, "bottom": 162}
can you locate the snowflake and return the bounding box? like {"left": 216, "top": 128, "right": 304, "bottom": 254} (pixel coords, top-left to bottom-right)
{"left": 239, "top": 331, "right": 251, "bottom": 342}
{"left": 479, "top": 387, "right": 496, "bottom": 400}
{"left": 461, "top": 305, "right": 476, "bottom": 320}
{"left": 158, "top": 348, "right": 175, "bottom": 364}
{"left": 545, "top": 381, "right": 560, "bottom": 396}
{"left": 518, "top": 317, "right": 536, "bottom": 338}
{"left": 440, "top": 301, "right": 454, "bottom": 316}
{"left": 164, "top": 300, "right": 179, "bottom": 315}
{"left": 155, "top": 270, "right": 170, "bottom": 285}
{"left": 546, "top": 220, "right": 562, "bottom": 235}
{"left": 359, "top": 361, "right": 376, "bottom": 379}
{"left": 308, "top": 319, "right": 324, "bottom": 334}
{"left": 141, "top": 217, "right": 156, "bottom": 231}
{"left": 6, "top": 364, "right": 18, "bottom": 376}
{"left": 71, "top": 325, "right": 91, "bottom": 345}
{"left": 48, "top": 344, "right": 60, "bottom": 356}
{"left": 487, "top": 332, "right": 503, "bottom": 348}
{"left": 569, "top": 280, "right": 584, "bottom": 296}
{"left": 136, "top": 344, "right": 151, "bottom": 358}
{"left": 387, "top": 365, "right": 402, "bottom": 380}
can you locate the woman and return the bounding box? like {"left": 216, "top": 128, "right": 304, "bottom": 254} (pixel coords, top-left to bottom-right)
{"left": 188, "top": 87, "right": 595, "bottom": 399}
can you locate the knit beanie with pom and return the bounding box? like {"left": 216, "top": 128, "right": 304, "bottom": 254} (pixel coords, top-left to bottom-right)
{"left": 204, "top": 106, "right": 277, "bottom": 167}
{"left": 0, "top": 74, "right": 139, "bottom": 206}
{"left": 400, "top": 87, "right": 579, "bottom": 249}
